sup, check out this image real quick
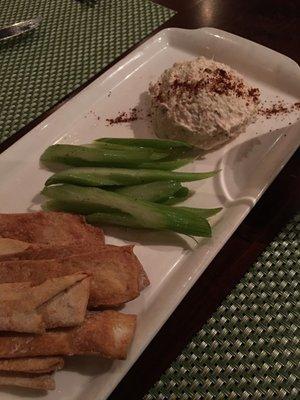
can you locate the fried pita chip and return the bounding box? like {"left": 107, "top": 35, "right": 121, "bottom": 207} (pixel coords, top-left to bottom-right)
{"left": 0, "top": 311, "right": 136, "bottom": 360}
{"left": 0, "top": 357, "right": 64, "bottom": 374}
{"left": 138, "top": 264, "right": 150, "bottom": 290}
{"left": 0, "top": 212, "right": 104, "bottom": 245}
{"left": 0, "top": 240, "right": 150, "bottom": 292}
{"left": 0, "top": 238, "right": 30, "bottom": 257}
{"left": 0, "top": 273, "right": 90, "bottom": 333}
{"left": 0, "top": 372, "right": 55, "bottom": 390}
{"left": 0, "top": 238, "right": 105, "bottom": 261}
{"left": 0, "top": 245, "right": 144, "bottom": 307}
{"left": 40, "top": 274, "right": 90, "bottom": 329}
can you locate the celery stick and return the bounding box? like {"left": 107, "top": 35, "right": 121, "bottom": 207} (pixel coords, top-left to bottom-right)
{"left": 176, "top": 206, "right": 222, "bottom": 218}
{"left": 140, "top": 157, "right": 194, "bottom": 170}
{"left": 91, "top": 141, "right": 169, "bottom": 157}
{"left": 41, "top": 184, "right": 212, "bottom": 237}
{"left": 40, "top": 144, "right": 166, "bottom": 168}
{"left": 43, "top": 181, "right": 183, "bottom": 212}
{"left": 87, "top": 212, "right": 153, "bottom": 230}
{"left": 45, "top": 167, "right": 218, "bottom": 187}
{"left": 96, "top": 137, "right": 193, "bottom": 150}
{"left": 43, "top": 200, "right": 114, "bottom": 215}
{"left": 115, "top": 181, "right": 182, "bottom": 202}
{"left": 160, "top": 187, "right": 191, "bottom": 205}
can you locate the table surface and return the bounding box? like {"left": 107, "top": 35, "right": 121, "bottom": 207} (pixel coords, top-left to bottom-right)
{"left": 1, "top": 1, "right": 299, "bottom": 399}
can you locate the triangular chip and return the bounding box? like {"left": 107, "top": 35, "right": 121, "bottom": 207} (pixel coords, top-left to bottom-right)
{"left": 0, "top": 311, "right": 136, "bottom": 360}
{"left": 0, "top": 273, "right": 90, "bottom": 333}
{"left": 0, "top": 372, "right": 55, "bottom": 390}
{"left": 0, "top": 240, "right": 150, "bottom": 293}
{"left": 0, "top": 245, "right": 144, "bottom": 306}
{"left": 0, "top": 212, "right": 104, "bottom": 244}
{"left": 0, "top": 357, "right": 64, "bottom": 374}
{"left": 0, "top": 238, "right": 105, "bottom": 261}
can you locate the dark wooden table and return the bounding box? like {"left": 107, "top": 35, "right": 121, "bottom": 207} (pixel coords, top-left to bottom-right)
{"left": 108, "top": 1, "right": 300, "bottom": 399}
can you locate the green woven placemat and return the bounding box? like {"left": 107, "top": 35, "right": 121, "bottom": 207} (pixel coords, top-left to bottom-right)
{"left": 146, "top": 214, "right": 300, "bottom": 399}
{"left": 0, "top": 0, "right": 175, "bottom": 144}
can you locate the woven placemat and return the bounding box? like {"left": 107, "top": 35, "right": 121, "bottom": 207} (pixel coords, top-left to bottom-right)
{"left": 145, "top": 214, "right": 300, "bottom": 400}
{"left": 0, "top": 0, "right": 175, "bottom": 144}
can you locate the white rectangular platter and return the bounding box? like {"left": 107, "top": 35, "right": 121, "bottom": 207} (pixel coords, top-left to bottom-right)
{"left": 0, "top": 27, "right": 299, "bottom": 400}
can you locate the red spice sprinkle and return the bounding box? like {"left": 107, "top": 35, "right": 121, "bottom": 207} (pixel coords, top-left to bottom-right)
{"left": 248, "top": 88, "right": 260, "bottom": 103}
{"left": 259, "top": 100, "right": 300, "bottom": 119}
{"left": 106, "top": 108, "right": 140, "bottom": 125}
{"left": 294, "top": 102, "right": 300, "bottom": 109}
{"left": 155, "top": 68, "right": 260, "bottom": 104}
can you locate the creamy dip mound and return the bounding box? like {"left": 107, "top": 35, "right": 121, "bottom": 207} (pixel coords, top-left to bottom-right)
{"left": 149, "top": 57, "right": 260, "bottom": 150}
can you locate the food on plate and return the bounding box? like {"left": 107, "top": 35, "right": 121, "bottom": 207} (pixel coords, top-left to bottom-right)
{"left": 0, "top": 211, "right": 104, "bottom": 245}
{"left": 0, "top": 357, "right": 63, "bottom": 389}
{"left": 0, "top": 311, "right": 136, "bottom": 360}
{"left": 149, "top": 57, "right": 260, "bottom": 150}
{"left": 42, "top": 184, "right": 213, "bottom": 237}
{"left": 45, "top": 166, "right": 217, "bottom": 187}
{"left": 0, "top": 211, "right": 146, "bottom": 391}
{"left": 86, "top": 204, "right": 222, "bottom": 232}
{"left": 0, "top": 357, "right": 64, "bottom": 374}
{"left": 0, "top": 273, "right": 90, "bottom": 333}
{"left": 0, "top": 245, "right": 147, "bottom": 307}
{"left": 0, "top": 238, "right": 104, "bottom": 261}
{"left": 40, "top": 144, "right": 168, "bottom": 168}
{"left": 114, "top": 181, "right": 186, "bottom": 202}
{"left": 0, "top": 238, "right": 30, "bottom": 256}
{"left": 45, "top": 181, "right": 191, "bottom": 210}
{"left": 96, "top": 137, "right": 193, "bottom": 149}
{"left": 40, "top": 138, "right": 222, "bottom": 237}
{"left": 41, "top": 139, "right": 198, "bottom": 171}
{"left": 140, "top": 157, "right": 195, "bottom": 170}
{"left": 0, "top": 373, "right": 56, "bottom": 391}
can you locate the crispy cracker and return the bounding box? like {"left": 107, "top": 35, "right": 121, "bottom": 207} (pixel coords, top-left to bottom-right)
{"left": 0, "top": 311, "right": 136, "bottom": 360}
{"left": 0, "top": 212, "right": 104, "bottom": 245}
{"left": 0, "top": 240, "right": 150, "bottom": 293}
{"left": 40, "top": 274, "right": 90, "bottom": 329}
{"left": 0, "top": 238, "right": 30, "bottom": 257}
{"left": 0, "top": 239, "right": 104, "bottom": 261}
{"left": 0, "top": 245, "right": 143, "bottom": 306}
{"left": 0, "top": 357, "right": 64, "bottom": 374}
{"left": 0, "top": 273, "right": 90, "bottom": 333}
{"left": 0, "top": 372, "right": 55, "bottom": 390}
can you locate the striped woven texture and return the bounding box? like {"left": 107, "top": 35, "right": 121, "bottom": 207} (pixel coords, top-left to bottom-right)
{"left": 146, "top": 213, "right": 300, "bottom": 399}
{"left": 0, "top": 0, "right": 175, "bottom": 145}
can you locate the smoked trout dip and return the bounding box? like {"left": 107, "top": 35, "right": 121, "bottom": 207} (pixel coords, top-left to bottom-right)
{"left": 149, "top": 57, "right": 260, "bottom": 150}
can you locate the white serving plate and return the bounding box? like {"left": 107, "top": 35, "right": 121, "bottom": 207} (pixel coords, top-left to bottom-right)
{"left": 0, "top": 27, "right": 299, "bottom": 400}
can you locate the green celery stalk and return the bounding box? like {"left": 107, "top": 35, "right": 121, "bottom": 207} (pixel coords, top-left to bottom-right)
{"left": 115, "top": 181, "right": 183, "bottom": 202}
{"left": 87, "top": 212, "right": 154, "bottom": 230}
{"left": 140, "top": 157, "right": 194, "bottom": 170}
{"left": 96, "top": 137, "right": 193, "bottom": 150}
{"left": 159, "top": 187, "right": 191, "bottom": 205}
{"left": 40, "top": 144, "right": 167, "bottom": 168}
{"left": 41, "top": 184, "right": 212, "bottom": 237}
{"left": 45, "top": 167, "right": 218, "bottom": 187}
{"left": 90, "top": 141, "right": 169, "bottom": 156}
{"left": 42, "top": 200, "right": 113, "bottom": 215}
{"left": 43, "top": 181, "right": 184, "bottom": 212}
